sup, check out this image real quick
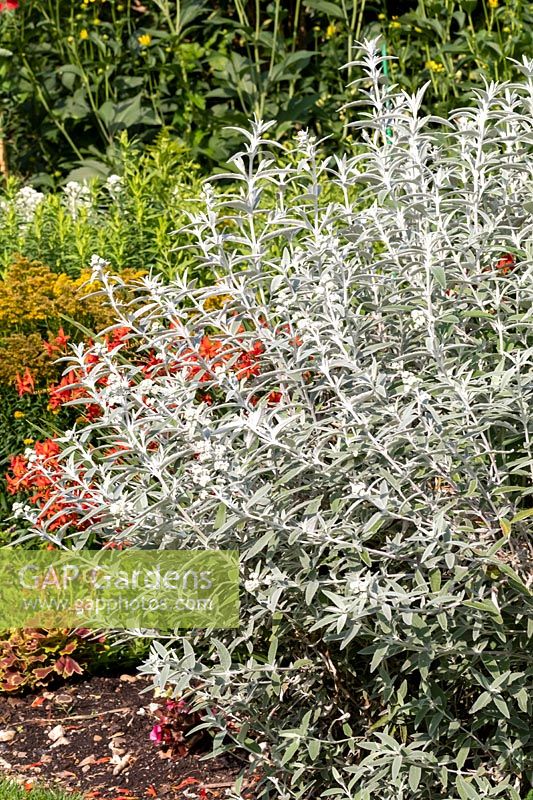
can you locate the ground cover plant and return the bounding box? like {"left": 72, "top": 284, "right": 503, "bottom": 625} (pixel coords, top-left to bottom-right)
{"left": 0, "top": 779, "right": 83, "bottom": 800}
{"left": 8, "top": 39, "right": 533, "bottom": 800}
{"left": 0, "top": 0, "right": 532, "bottom": 179}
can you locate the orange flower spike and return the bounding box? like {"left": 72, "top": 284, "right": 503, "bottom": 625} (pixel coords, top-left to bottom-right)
{"left": 199, "top": 335, "right": 223, "bottom": 360}
{"left": 34, "top": 439, "right": 60, "bottom": 459}
{"left": 43, "top": 339, "right": 56, "bottom": 357}
{"left": 54, "top": 327, "right": 70, "bottom": 350}
{"left": 15, "top": 367, "right": 35, "bottom": 397}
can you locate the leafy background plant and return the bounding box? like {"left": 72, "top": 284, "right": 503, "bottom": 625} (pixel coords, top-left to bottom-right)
{"left": 0, "top": 0, "right": 531, "bottom": 180}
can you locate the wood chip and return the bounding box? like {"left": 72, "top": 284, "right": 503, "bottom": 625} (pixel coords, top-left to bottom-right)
{"left": 111, "top": 751, "right": 132, "bottom": 776}
{"left": 48, "top": 724, "right": 69, "bottom": 748}
{"left": 47, "top": 724, "right": 66, "bottom": 742}
{"left": 0, "top": 729, "right": 16, "bottom": 742}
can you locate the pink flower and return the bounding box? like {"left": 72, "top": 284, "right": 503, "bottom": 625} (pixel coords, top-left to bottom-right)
{"left": 165, "top": 698, "right": 188, "bottom": 712}
{"left": 0, "top": 0, "right": 19, "bottom": 10}
{"left": 149, "top": 724, "right": 163, "bottom": 743}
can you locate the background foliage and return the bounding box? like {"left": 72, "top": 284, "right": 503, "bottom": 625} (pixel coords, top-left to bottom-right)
{"left": 0, "top": 0, "right": 531, "bottom": 181}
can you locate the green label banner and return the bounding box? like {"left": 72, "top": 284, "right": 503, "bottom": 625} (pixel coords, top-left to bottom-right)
{"left": 0, "top": 550, "right": 239, "bottom": 630}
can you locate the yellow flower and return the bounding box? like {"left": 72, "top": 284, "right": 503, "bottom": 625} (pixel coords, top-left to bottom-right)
{"left": 425, "top": 59, "right": 445, "bottom": 73}
{"left": 325, "top": 22, "right": 337, "bottom": 39}
{"left": 488, "top": 0, "right": 498, "bottom": 7}
{"left": 23, "top": 438, "right": 34, "bottom": 445}
{"left": 79, "top": 28, "right": 89, "bottom": 39}
{"left": 203, "top": 294, "right": 232, "bottom": 312}
{"left": 138, "top": 33, "right": 152, "bottom": 47}
{"left": 13, "top": 411, "right": 25, "bottom": 420}
{"left": 93, "top": 16, "right": 101, "bottom": 25}
{"left": 378, "top": 13, "right": 386, "bottom": 20}
{"left": 389, "top": 20, "right": 401, "bottom": 29}
{"left": 414, "top": 26, "right": 422, "bottom": 32}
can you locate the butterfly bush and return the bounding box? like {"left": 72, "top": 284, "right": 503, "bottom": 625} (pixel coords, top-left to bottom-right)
{"left": 13, "top": 40, "right": 533, "bottom": 800}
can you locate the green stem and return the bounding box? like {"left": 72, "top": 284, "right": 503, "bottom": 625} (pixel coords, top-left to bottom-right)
{"left": 355, "top": 0, "right": 367, "bottom": 41}
{"left": 381, "top": 39, "right": 393, "bottom": 145}
{"left": 268, "top": 0, "right": 280, "bottom": 79}
{"left": 291, "top": 0, "right": 302, "bottom": 53}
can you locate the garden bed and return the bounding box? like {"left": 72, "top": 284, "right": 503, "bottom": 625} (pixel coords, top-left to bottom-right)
{"left": 0, "top": 674, "right": 243, "bottom": 799}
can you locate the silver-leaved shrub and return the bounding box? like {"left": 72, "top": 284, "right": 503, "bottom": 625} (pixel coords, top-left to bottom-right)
{"left": 16, "top": 41, "right": 533, "bottom": 800}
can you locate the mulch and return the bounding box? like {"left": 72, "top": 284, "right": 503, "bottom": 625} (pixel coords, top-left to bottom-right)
{"left": 0, "top": 673, "right": 252, "bottom": 800}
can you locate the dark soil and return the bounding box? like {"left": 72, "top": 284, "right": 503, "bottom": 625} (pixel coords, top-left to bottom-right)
{"left": 0, "top": 673, "right": 250, "bottom": 799}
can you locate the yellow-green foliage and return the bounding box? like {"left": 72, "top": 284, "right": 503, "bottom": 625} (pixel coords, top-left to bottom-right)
{"left": 0, "top": 256, "right": 145, "bottom": 385}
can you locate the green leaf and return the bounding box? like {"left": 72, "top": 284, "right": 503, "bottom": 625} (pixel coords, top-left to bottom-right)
{"left": 456, "top": 775, "right": 480, "bottom": 800}
{"left": 281, "top": 738, "right": 300, "bottom": 765}
{"left": 492, "top": 695, "right": 510, "bottom": 718}
{"left": 456, "top": 744, "right": 469, "bottom": 769}
{"left": 370, "top": 645, "right": 388, "bottom": 672}
{"left": 499, "top": 517, "right": 512, "bottom": 536}
{"left": 432, "top": 266, "right": 447, "bottom": 288}
{"left": 214, "top": 502, "right": 226, "bottom": 530}
{"left": 308, "top": 738, "right": 321, "bottom": 761}
{"left": 408, "top": 765, "right": 422, "bottom": 791}
{"left": 516, "top": 687, "right": 529, "bottom": 713}
{"left": 511, "top": 507, "right": 533, "bottom": 523}
{"left": 470, "top": 691, "right": 491, "bottom": 714}
{"left": 304, "top": 0, "right": 346, "bottom": 19}
{"left": 391, "top": 755, "right": 402, "bottom": 781}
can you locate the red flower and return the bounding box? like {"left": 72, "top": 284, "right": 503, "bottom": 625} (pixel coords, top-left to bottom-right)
{"left": 43, "top": 327, "right": 70, "bottom": 357}
{"left": 15, "top": 367, "right": 35, "bottom": 397}
{"left": 495, "top": 253, "right": 515, "bottom": 275}
{"left": 0, "top": 0, "right": 19, "bottom": 11}
{"left": 198, "top": 335, "right": 223, "bottom": 360}
{"left": 106, "top": 326, "right": 130, "bottom": 350}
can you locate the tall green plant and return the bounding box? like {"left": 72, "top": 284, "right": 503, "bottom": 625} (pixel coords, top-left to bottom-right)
{"left": 2, "top": 0, "right": 530, "bottom": 180}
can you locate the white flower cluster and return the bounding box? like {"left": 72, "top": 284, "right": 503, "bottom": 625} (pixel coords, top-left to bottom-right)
{"left": 189, "top": 437, "right": 231, "bottom": 497}
{"left": 14, "top": 186, "right": 45, "bottom": 223}
{"left": 104, "top": 173, "right": 124, "bottom": 201}
{"left": 410, "top": 308, "right": 426, "bottom": 330}
{"left": 0, "top": 185, "right": 45, "bottom": 225}
{"left": 89, "top": 253, "right": 110, "bottom": 282}
{"left": 63, "top": 180, "right": 92, "bottom": 220}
